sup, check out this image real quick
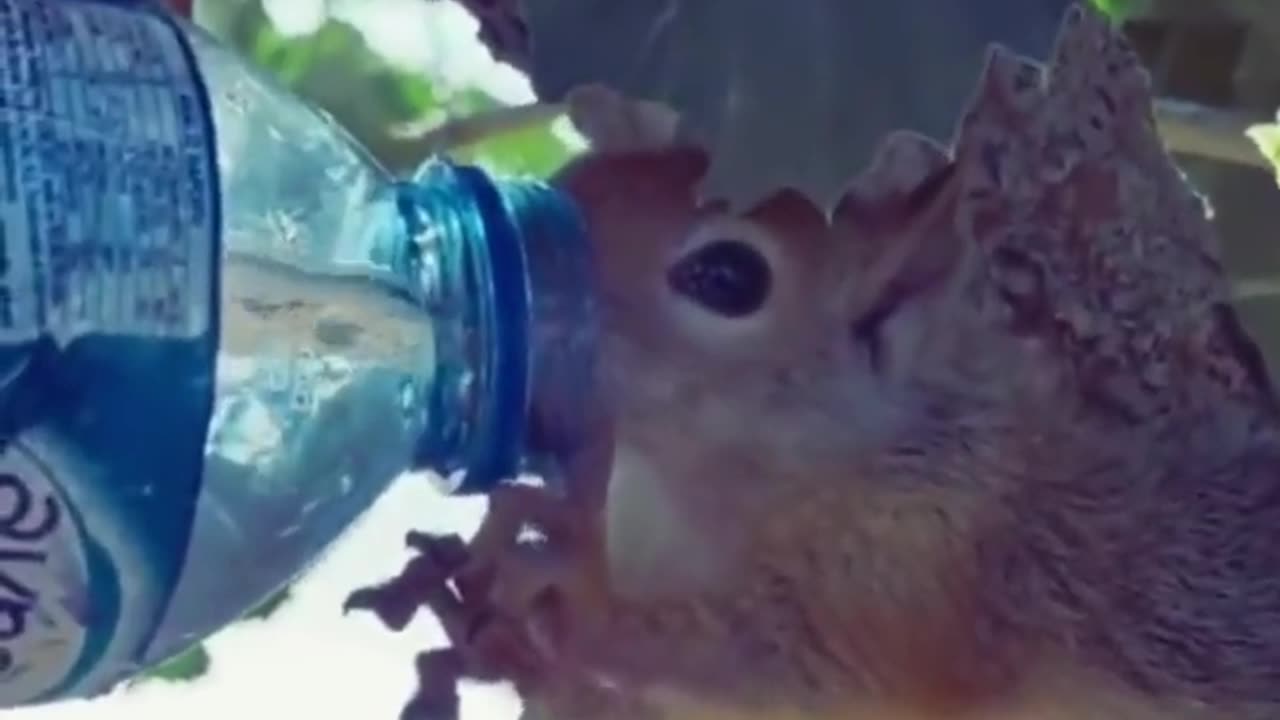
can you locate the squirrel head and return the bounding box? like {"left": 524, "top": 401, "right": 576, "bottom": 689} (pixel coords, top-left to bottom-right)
{"left": 550, "top": 85, "right": 1034, "bottom": 603}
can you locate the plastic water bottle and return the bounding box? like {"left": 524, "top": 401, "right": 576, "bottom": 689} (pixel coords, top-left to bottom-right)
{"left": 0, "top": 0, "right": 597, "bottom": 706}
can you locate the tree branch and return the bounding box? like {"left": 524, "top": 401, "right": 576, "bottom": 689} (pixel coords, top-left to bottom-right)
{"left": 380, "top": 101, "right": 567, "bottom": 165}
{"left": 1153, "top": 98, "right": 1274, "bottom": 171}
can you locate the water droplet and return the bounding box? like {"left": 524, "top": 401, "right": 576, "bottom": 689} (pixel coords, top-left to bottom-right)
{"left": 456, "top": 373, "right": 474, "bottom": 408}
{"left": 291, "top": 387, "right": 314, "bottom": 413}
{"left": 398, "top": 380, "right": 417, "bottom": 413}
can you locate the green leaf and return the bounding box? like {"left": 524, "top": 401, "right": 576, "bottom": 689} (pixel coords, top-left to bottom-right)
{"left": 124, "top": 586, "right": 291, "bottom": 690}
{"left": 457, "top": 121, "right": 574, "bottom": 178}
{"left": 201, "top": 0, "right": 575, "bottom": 175}
{"left": 1246, "top": 123, "right": 1280, "bottom": 186}
{"left": 1088, "top": 0, "right": 1149, "bottom": 22}
{"left": 243, "top": 585, "right": 294, "bottom": 621}
{"left": 250, "top": 22, "right": 319, "bottom": 87}
{"left": 394, "top": 72, "right": 440, "bottom": 116}
{"left": 216, "top": 10, "right": 451, "bottom": 168}
{"left": 398, "top": 87, "right": 573, "bottom": 177}
{"left": 137, "top": 644, "right": 211, "bottom": 685}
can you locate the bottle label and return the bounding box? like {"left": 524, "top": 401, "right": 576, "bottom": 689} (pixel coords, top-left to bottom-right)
{"left": 0, "top": 440, "right": 90, "bottom": 703}
{"left": 0, "top": 0, "right": 216, "bottom": 347}
{"left": 0, "top": 0, "right": 220, "bottom": 706}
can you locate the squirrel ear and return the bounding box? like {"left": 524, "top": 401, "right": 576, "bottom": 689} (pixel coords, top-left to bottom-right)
{"left": 844, "top": 131, "right": 952, "bottom": 206}
{"left": 566, "top": 84, "right": 680, "bottom": 153}
{"left": 832, "top": 131, "right": 962, "bottom": 332}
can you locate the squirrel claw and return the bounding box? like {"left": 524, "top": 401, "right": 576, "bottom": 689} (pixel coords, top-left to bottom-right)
{"left": 342, "top": 580, "right": 419, "bottom": 631}
{"left": 405, "top": 531, "right": 469, "bottom": 569}
{"left": 344, "top": 533, "right": 473, "bottom": 631}
{"left": 399, "top": 649, "right": 463, "bottom": 720}
{"left": 458, "top": 484, "right": 597, "bottom": 648}
{"left": 351, "top": 483, "right": 600, "bottom": 718}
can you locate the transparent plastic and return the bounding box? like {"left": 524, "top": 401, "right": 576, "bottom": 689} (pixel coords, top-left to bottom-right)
{"left": 143, "top": 24, "right": 599, "bottom": 667}
{"left": 0, "top": 0, "right": 597, "bottom": 704}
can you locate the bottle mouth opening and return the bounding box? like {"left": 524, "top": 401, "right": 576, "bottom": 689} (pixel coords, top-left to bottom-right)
{"left": 398, "top": 158, "right": 598, "bottom": 495}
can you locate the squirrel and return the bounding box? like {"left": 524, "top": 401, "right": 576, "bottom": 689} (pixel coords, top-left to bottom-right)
{"left": 347, "top": 6, "right": 1280, "bottom": 720}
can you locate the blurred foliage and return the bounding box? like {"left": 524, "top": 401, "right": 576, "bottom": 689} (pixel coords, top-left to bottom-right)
{"left": 136, "top": 645, "right": 211, "bottom": 686}
{"left": 134, "top": 0, "right": 576, "bottom": 688}
{"left": 243, "top": 584, "right": 294, "bottom": 620}
{"left": 133, "top": 585, "right": 294, "bottom": 686}
{"left": 1089, "top": 0, "right": 1151, "bottom": 22}
{"left": 201, "top": 0, "right": 575, "bottom": 177}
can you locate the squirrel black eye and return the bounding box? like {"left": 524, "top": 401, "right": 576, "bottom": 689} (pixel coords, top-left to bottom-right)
{"left": 667, "top": 239, "right": 771, "bottom": 318}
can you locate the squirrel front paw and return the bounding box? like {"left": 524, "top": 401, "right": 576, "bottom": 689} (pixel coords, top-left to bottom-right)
{"left": 471, "top": 483, "right": 612, "bottom": 657}
{"left": 346, "top": 483, "right": 611, "bottom": 718}
{"left": 344, "top": 529, "right": 544, "bottom": 719}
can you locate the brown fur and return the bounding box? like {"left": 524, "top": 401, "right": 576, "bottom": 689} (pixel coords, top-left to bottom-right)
{"left": 351, "top": 6, "right": 1280, "bottom": 719}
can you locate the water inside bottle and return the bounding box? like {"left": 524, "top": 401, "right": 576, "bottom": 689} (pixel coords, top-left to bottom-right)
{"left": 142, "top": 29, "right": 440, "bottom": 662}
{"left": 218, "top": 250, "right": 432, "bottom": 368}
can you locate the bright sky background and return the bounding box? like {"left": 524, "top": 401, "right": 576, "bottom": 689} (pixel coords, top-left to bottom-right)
{"left": 2, "top": 1, "right": 540, "bottom": 718}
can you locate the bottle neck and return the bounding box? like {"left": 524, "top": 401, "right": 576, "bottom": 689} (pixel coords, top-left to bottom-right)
{"left": 396, "top": 159, "right": 598, "bottom": 495}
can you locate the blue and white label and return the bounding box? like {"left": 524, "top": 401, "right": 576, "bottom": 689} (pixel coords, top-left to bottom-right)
{"left": 0, "top": 0, "right": 220, "bottom": 707}
{"left": 0, "top": 0, "right": 215, "bottom": 347}
{"left": 0, "top": 440, "right": 88, "bottom": 705}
